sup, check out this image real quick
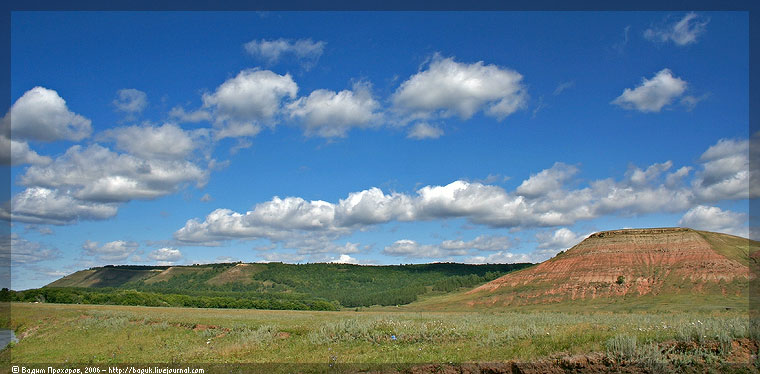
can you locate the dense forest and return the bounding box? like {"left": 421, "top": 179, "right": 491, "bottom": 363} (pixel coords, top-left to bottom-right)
{"left": 8, "top": 262, "right": 532, "bottom": 310}
{"left": 6, "top": 287, "right": 340, "bottom": 310}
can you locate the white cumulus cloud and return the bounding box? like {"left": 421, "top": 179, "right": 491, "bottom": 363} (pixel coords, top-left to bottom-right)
{"left": 2, "top": 137, "right": 212, "bottom": 225}
{"left": 516, "top": 162, "right": 578, "bottom": 198}
{"left": 625, "top": 161, "right": 673, "bottom": 186}
{"left": 330, "top": 254, "right": 358, "bottom": 264}
{"left": 0, "top": 134, "right": 51, "bottom": 166}
{"left": 174, "top": 137, "right": 753, "bottom": 249}
{"left": 392, "top": 55, "right": 527, "bottom": 121}
{"left": 100, "top": 123, "right": 201, "bottom": 160}
{"left": 612, "top": 69, "right": 687, "bottom": 112}
{"left": 287, "top": 82, "right": 381, "bottom": 138}
{"left": 203, "top": 69, "right": 298, "bottom": 140}
{"left": 82, "top": 240, "right": 139, "bottom": 262}
{"left": 148, "top": 247, "right": 183, "bottom": 262}
{"left": 20, "top": 144, "right": 208, "bottom": 203}
{"left": 174, "top": 196, "right": 345, "bottom": 246}
{"left": 535, "top": 227, "right": 588, "bottom": 250}
{"left": 2, "top": 187, "right": 118, "bottom": 225}
{"left": 678, "top": 205, "right": 747, "bottom": 237}
{"left": 693, "top": 138, "right": 751, "bottom": 201}
{"left": 8, "top": 86, "right": 92, "bottom": 142}
{"left": 335, "top": 187, "right": 415, "bottom": 227}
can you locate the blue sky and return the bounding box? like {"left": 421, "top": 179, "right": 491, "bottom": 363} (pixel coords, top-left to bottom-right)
{"left": 3, "top": 11, "right": 754, "bottom": 290}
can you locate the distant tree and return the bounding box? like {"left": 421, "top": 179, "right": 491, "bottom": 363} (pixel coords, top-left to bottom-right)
{"left": 0, "top": 288, "right": 11, "bottom": 301}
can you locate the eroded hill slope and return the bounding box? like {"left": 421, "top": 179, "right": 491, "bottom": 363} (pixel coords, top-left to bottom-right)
{"left": 462, "top": 228, "right": 754, "bottom": 307}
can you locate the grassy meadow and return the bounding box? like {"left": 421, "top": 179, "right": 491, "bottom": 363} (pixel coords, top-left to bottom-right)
{"left": 3, "top": 301, "right": 757, "bottom": 371}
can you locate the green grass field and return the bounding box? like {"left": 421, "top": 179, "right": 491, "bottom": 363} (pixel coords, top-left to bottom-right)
{"left": 3, "top": 301, "right": 756, "bottom": 370}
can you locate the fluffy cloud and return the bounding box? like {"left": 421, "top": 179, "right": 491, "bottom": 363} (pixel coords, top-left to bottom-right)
{"left": 244, "top": 38, "right": 325, "bottom": 67}
{"left": 20, "top": 144, "right": 207, "bottom": 203}
{"left": 3, "top": 137, "right": 210, "bottom": 225}
{"left": 590, "top": 180, "right": 693, "bottom": 216}
{"left": 678, "top": 205, "right": 747, "bottom": 237}
{"left": 412, "top": 181, "right": 518, "bottom": 223}
{"left": 693, "top": 138, "right": 750, "bottom": 201}
{"left": 516, "top": 163, "right": 578, "bottom": 198}
{"left": 172, "top": 178, "right": 669, "bottom": 245}
{"left": 148, "top": 247, "right": 183, "bottom": 262}
{"left": 407, "top": 122, "right": 444, "bottom": 140}
{"left": 175, "top": 137, "right": 750, "bottom": 246}
{"left": 335, "top": 187, "right": 415, "bottom": 226}
{"left": 330, "top": 254, "right": 358, "bottom": 264}
{"left": 535, "top": 228, "right": 587, "bottom": 250}
{"left": 82, "top": 240, "right": 139, "bottom": 262}
{"left": 203, "top": 69, "right": 298, "bottom": 139}
{"left": 287, "top": 82, "right": 381, "bottom": 137}
{"left": 100, "top": 123, "right": 201, "bottom": 160}
{"left": 665, "top": 166, "right": 692, "bottom": 188}
{"left": 644, "top": 12, "right": 709, "bottom": 46}
{"left": 2, "top": 187, "right": 118, "bottom": 225}
{"left": 8, "top": 86, "right": 92, "bottom": 141}
{"left": 612, "top": 69, "right": 687, "bottom": 112}
{"left": 113, "top": 88, "right": 147, "bottom": 114}
{"left": 0, "top": 134, "right": 51, "bottom": 166}
{"left": 626, "top": 161, "right": 673, "bottom": 186}
{"left": 391, "top": 55, "right": 527, "bottom": 121}
{"left": 174, "top": 196, "right": 344, "bottom": 246}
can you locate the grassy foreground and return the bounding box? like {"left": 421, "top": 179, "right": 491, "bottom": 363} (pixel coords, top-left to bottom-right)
{"left": 3, "top": 302, "right": 757, "bottom": 369}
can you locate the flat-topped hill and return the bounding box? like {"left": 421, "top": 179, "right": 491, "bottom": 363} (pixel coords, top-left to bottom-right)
{"left": 36, "top": 262, "right": 530, "bottom": 309}
{"left": 433, "top": 228, "right": 755, "bottom": 309}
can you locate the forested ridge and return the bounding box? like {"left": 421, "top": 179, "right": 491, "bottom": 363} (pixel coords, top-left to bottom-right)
{"left": 7, "top": 262, "right": 532, "bottom": 310}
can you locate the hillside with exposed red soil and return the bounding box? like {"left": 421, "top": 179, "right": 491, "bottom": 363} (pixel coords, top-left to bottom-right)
{"left": 462, "top": 228, "right": 755, "bottom": 307}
